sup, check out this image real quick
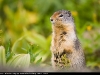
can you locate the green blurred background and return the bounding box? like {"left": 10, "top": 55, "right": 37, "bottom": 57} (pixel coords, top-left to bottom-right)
{"left": 0, "top": 0, "right": 100, "bottom": 69}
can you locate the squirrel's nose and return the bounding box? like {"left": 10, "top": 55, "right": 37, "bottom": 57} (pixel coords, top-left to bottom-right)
{"left": 50, "top": 18, "right": 53, "bottom": 22}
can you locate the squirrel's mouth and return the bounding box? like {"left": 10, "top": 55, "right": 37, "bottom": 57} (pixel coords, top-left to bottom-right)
{"left": 51, "top": 21, "right": 55, "bottom": 25}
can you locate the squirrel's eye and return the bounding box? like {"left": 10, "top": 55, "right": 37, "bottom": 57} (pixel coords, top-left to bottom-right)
{"left": 59, "top": 14, "right": 63, "bottom": 17}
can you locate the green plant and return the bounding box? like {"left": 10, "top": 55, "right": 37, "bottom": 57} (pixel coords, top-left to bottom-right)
{"left": 0, "top": 40, "right": 43, "bottom": 68}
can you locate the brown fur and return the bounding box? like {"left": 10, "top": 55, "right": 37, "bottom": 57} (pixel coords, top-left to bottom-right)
{"left": 50, "top": 10, "right": 85, "bottom": 70}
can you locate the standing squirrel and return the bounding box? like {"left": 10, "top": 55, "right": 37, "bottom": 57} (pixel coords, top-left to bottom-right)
{"left": 50, "top": 10, "right": 85, "bottom": 70}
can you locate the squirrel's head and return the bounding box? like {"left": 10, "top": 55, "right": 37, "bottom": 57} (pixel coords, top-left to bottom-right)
{"left": 50, "top": 10, "right": 74, "bottom": 26}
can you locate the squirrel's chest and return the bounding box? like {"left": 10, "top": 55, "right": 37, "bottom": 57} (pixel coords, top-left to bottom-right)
{"left": 51, "top": 33, "right": 74, "bottom": 52}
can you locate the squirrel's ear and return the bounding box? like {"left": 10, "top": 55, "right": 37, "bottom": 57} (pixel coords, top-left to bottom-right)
{"left": 68, "top": 11, "right": 71, "bottom": 17}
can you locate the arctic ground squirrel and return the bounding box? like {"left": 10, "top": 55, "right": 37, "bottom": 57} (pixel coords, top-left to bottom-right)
{"left": 50, "top": 10, "right": 85, "bottom": 70}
